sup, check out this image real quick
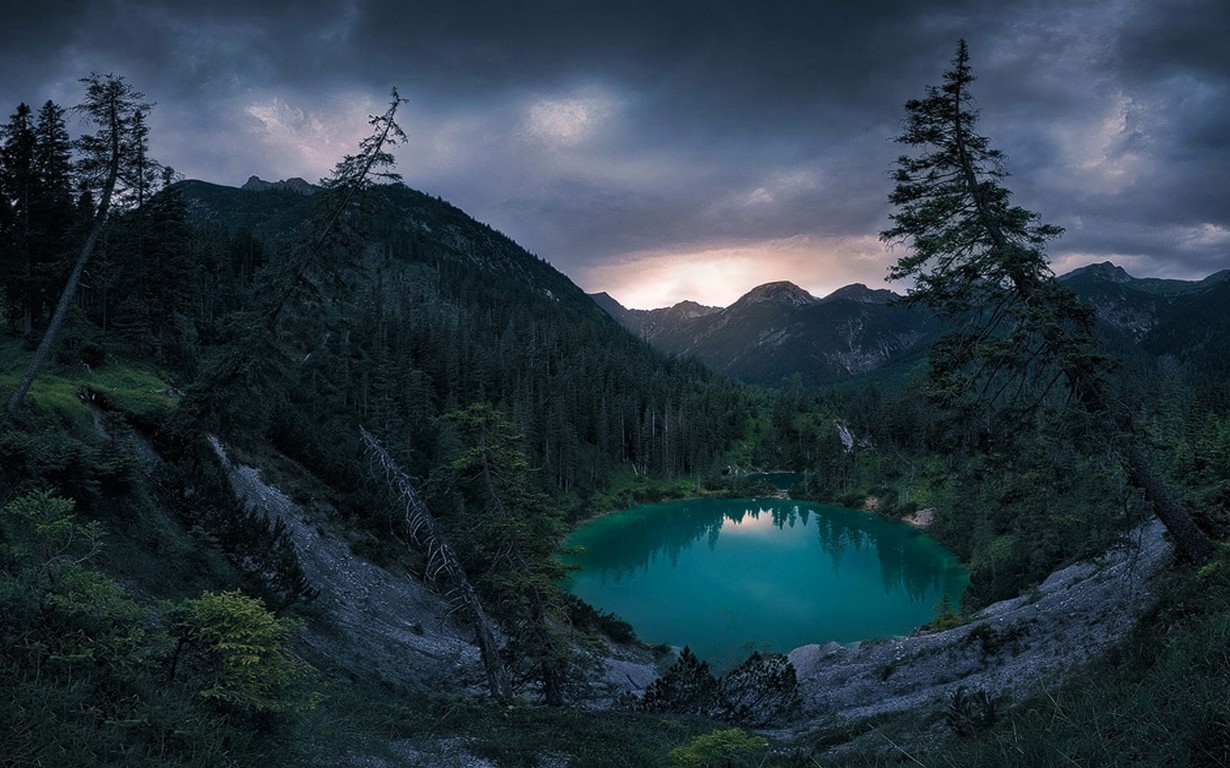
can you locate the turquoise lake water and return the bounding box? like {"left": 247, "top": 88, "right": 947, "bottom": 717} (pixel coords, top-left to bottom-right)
{"left": 562, "top": 498, "right": 967, "bottom": 669}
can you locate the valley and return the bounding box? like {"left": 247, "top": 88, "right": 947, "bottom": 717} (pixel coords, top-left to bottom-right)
{"left": 2, "top": 63, "right": 1228, "bottom": 768}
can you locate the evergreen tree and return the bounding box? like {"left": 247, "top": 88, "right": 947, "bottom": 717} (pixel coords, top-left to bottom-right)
{"left": 30, "top": 100, "right": 77, "bottom": 317}
{"left": 882, "top": 41, "right": 1213, "bottom": 562}
{"left": 438, "top": 403, "right": 593, "bottom": 705}
{"left": 123, "top": 109, "right": 160, "bottom": 209}
{"left": 0, "top": 103, "right": 37, "bottom": 334}
{"left": 0, "top": 101, "right": 76, "bottom": 337}
{"left": 6, "top": 74, "right": 154, "bottom": 416}
{"left": 640, "top": 646, "right": 719, "bottom": 715}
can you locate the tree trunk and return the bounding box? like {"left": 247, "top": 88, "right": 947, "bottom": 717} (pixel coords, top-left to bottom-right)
{"left": 6, "top": 152, "right": 118, "bottom": 416}
{"left": 359, "top": 427, "right": 513, "bottom": 701}
{"left": 1122, "top": 441, "right": 1215, "bottom": 563}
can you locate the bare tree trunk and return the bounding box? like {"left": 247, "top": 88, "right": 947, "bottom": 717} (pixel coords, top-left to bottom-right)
{"left": 1123, "top": 441, "right": 1215, "bottom": 563}
{"left": 359, "top": 426, "right": 513, "bottom": 701}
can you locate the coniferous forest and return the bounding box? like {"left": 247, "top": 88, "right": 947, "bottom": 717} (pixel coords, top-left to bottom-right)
{"left": 2, "top": 56, "right": 1229, "bottom": 767}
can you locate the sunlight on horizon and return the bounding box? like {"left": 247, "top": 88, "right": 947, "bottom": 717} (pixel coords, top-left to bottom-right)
{"left": 583, "top": 234, "right": 894, "bottom": 309}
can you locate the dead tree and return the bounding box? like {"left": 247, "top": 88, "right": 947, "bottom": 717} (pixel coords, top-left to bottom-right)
{"left": 359, "top": 426, "right": 512, "bottom": 701}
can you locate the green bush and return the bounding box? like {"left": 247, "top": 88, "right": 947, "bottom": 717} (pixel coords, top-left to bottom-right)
{"left": 169, "top": 590, "right": 315, "bottom": 713}
{"left": 668, "top": 728, "right": 765, "bottom": 768}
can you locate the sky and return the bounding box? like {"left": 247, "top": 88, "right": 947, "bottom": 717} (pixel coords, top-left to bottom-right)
{"left": 2, "top": 1, "right": 1227, "bottom": 309}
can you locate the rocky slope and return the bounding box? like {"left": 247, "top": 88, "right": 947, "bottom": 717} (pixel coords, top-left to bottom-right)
{"left": 787, "top": 519, "right": 1171, "bottom": 753}
{"left": 208, "top": 436, "right": 484, "bottom": 692}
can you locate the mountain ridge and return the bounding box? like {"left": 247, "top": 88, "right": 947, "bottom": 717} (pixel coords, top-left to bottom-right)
{"left": 591, "top": 280, "right": 930, "bottom": 386}
{"left": 240, "top": 175, "right": 319, "bottom": 195}
{"left": 592, "top": 261, "right": 1228, "bottom": 388}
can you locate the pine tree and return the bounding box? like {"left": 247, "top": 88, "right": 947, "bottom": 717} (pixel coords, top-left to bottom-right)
{"left": 0, "top": 102, "right": 38, "bottom": 335}
{"left": 6, "top": 75, "right": 154, "bottom": 416}
{"left": 882, "top": 41, "right": 1214, "bottom": 563}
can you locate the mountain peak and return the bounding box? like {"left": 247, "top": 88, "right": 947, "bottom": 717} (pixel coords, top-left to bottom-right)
{"left": 670, "top": 299, "right": 721, "bottom": 314}
{"left": 1060, "top": 261, "right": 1132, "bottom": 284}
{"left": 821, "top": 283, "right": 897, "bottom": 305}
{"left": 241, "top": 175, "right": 318, "bottom": 196}
{"left": 734, "top": 281, "right": 819, "bottom": 308}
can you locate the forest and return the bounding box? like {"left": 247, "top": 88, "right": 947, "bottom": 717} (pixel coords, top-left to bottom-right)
{"left": 1, "top": 61, "right": 1228, "bottom": 767}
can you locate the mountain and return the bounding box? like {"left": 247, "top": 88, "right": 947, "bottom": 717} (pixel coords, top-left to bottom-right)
{"left": 179, "top": 179, "right": 599, "bottom": 313}
{"left": 593, "top": 281, "right": 936, "bottom": 387}
{"left": 590, "top": 262, "right": 1228, "bottom": 390}
{"left": 172, "top": 178, "right": 748, "bottom": 485}
{"left": 1059, "top": 260, "right": 1230, "bottom": 375}
{"left": 589, "top": 292, "right": 722, "bottom": 342}
{"left": 240, "top": 175, "right": 319, "bottom": 195}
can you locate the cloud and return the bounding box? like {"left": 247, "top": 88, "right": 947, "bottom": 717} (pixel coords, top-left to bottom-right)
{"left": 521, "top": 90, "right": 622, "bottom": 147}
{"left": 0, "top": 0, "right": 1225, "bottom": 306}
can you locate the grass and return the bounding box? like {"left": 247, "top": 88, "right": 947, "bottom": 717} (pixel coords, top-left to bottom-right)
{"left": 287, "top": 686, "right": 733, "bottom": 768}
{"left": 0, "top": 335, "right": 178, "bottom": 426}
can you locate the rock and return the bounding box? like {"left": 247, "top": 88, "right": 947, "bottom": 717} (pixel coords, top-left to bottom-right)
{"left": 902, "top": 507, "right": 935, "bottom": 528}
{"left": 786, "top": 520, "right": 1171, "bottom": 754}
{"left": 208, "top": 436, "right": 479, "bottom": 693}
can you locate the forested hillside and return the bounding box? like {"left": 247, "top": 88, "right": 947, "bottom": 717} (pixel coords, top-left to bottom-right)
{"left": 0, "top": 83, "right": 771, "bottom": 766}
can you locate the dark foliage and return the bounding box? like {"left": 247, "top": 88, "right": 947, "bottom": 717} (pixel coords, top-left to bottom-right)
{"left": 638, "top": 647, "right": 801, "bottom": 727}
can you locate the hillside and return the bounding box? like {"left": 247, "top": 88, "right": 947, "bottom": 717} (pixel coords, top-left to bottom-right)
{"left": 0, "top": 167, "right": 767, "bottom": 765}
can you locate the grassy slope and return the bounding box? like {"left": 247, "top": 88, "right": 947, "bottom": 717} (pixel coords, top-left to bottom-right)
{"left": 0, "top": 337, "right": 178, "bottom": 424}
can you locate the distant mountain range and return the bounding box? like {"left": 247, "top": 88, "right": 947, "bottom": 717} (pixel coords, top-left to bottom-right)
{"left": 592, "top": 261, "right": 1230, "bottom": 388}
{"left": 591, "top": 281, "right": 934, "bottom": 386}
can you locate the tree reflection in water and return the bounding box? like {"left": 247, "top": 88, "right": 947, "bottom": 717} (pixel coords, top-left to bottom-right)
{"left": 562, "top": 498, "right": 968, "bottom": 666}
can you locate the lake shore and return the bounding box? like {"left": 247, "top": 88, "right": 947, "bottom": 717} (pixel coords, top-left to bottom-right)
{"left": 782, "top": 518, "right": 1171, "bottom": 755}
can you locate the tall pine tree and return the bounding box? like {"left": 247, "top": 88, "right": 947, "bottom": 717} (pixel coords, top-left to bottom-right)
{"left": 882, "top": 41, "right": 1213, "bottom": 563}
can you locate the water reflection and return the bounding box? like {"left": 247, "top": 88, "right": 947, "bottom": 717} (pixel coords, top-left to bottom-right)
{"left": 564, "top": 498, "right": 967, "bottom": 666}
{"left": 568, "top": 499, "right": 959, "bottom": 604}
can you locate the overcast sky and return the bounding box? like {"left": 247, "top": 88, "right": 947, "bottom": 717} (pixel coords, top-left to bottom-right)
{"left": 2, "top": 0, "right": 1227, "bottom": 308}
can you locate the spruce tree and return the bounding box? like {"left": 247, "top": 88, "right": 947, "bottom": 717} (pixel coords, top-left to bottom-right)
{"left": 438, "top": 403, "right": 590, "bottom": 705}
{"left": 882, "top": 41, "right": 1214, "bottom": 563}
{"left": 0, "top": 103, "right": 37, "bottom": 334}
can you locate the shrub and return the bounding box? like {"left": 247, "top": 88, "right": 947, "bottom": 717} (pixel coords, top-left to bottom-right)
{"left": 669, "top": 728, "right": 766, "bottom": 768}
{"left": 169, "top": 590, "right": 315, "bottom": 713}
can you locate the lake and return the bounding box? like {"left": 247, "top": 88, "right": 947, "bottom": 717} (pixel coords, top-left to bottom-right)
{"left": 562, "top": 498, "right": 967, "bottom": 669}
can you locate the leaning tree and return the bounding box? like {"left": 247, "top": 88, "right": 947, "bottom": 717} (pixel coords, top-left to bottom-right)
{"left": 881, "top": 40, "right": 1213, "bottom": 563}
{"left": 6, "top": 74, "right": 155, "bottom": 416}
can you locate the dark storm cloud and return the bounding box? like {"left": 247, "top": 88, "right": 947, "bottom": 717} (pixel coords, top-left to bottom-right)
{"left": 1, "top": 0, "right": 1226, "bottom": 305}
